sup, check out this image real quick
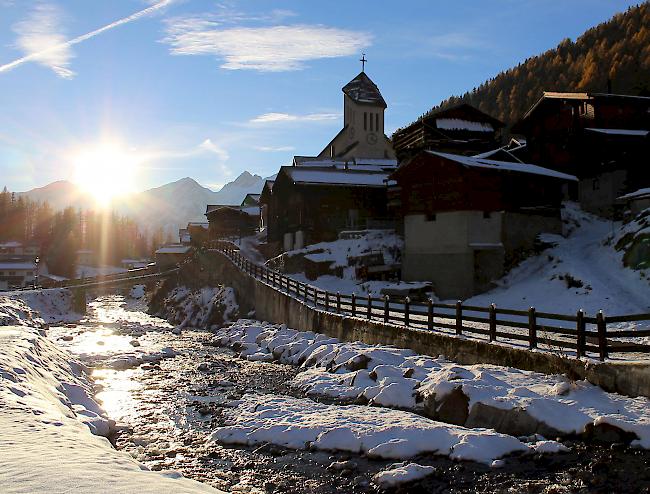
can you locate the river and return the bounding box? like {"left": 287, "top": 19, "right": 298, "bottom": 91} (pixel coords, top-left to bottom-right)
{"left": 48, "top": 295, "right": 650, "bottom": 493}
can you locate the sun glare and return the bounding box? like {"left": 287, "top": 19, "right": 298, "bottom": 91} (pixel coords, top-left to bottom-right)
{"left": 72, "top": 142, "right": 140, "bottom": 206}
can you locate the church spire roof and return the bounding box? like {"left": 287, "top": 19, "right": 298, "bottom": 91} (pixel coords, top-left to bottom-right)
{"left": 342, "top": 72, "right": 387, "bottom": 108}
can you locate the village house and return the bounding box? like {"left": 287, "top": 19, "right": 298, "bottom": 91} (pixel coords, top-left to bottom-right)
{"left": 154, "top": 244, "right": 192, "bottom": 270}
{"left": 260, "top": 67, "right": 398, "bottom": 255}
{"left": 390, "top": 150, "right": 577, "bottom": 299}
{"left": 391, "top": 103, "right": 505, "bottom": 161}
{"left": 179, "top": 228, "right": 191, "bottom": 245}
{"left": 204, "top": 204, "right": 260, "bottom": 241}
{"left": 618, "top": 188, "right": 650, "bottom": 216}
{"left": 512, "top": 91, "right": 650, "bottom": 217}
{"left": 0, "top": 258, "right": 38, "bottom": 290}
{"left": 186, "top": 222, "right": 209, "bottom": 247}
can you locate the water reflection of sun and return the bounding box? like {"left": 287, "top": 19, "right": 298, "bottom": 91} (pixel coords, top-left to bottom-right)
{"left": 93, "top": 368, "right": 142, "bottom": 423}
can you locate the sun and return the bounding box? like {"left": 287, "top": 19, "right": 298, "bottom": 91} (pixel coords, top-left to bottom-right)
{"left": 71, "top": 142, "right": 140, "bottom": 206}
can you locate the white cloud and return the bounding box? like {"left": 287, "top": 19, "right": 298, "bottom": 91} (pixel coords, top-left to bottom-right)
{"left": 1, "top": 0, "right": 175, "bottom": 77}
{"left": 163, "top": 19, "right": 371, "bottom": 72}
{"left": 12, "top": 3, "right": 74, "bottom": 78}
{"left": 198, "top": 138, "right": 229, "bottom": 161}
{"left": 249, "top": 112, "right": 340, "bottom": 124}
{"left": 254, "top": 145, "right": 295, "bottom": 152}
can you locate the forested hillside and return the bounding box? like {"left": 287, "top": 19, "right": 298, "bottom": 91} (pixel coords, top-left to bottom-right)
{"left": 407, "top": 2, "right": 650, "bottom": 129}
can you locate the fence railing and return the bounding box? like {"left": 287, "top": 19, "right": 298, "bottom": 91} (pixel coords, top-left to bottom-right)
{"left": 209, "top": 241, "right": 650, "bottom": 361}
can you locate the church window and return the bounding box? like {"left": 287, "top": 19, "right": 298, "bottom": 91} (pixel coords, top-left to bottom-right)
{"left": 364, "top": 112, "right": 367, "bottom": 130}
{"left": 375, "top": 113, "right": 379, "bottom": 132}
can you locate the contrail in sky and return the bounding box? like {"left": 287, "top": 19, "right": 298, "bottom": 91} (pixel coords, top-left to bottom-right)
{"left": 0, "top": 0, "right": 175, "bottom": 74}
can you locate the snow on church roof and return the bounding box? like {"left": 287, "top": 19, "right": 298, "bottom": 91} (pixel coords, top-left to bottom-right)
{"left": 342, "top": 72, "right": 387, "bottom": 108}
{"left": 285, "top": 167, "right": 388, "bottom": 187}
{"left": 426, "top": 151, "right": 577, "bottom": 181}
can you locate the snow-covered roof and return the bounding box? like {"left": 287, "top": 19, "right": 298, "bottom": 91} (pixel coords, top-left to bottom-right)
{"left": 618, "top": 187, "right": 650, "bottom": 201}
{"left": 436, "top": 118, "right": 493, "bottom": 132}
{"left": 585, "top": 128, "right": 650, "bottom": 137}
{"left": 0, "top": 262, "right": 36, "bottom": 270}
{"left": 285, "top": 167, "right": 389, "bottom": 187}
{"left": 293, "top": 156, "right": 398, "bottom": 170}
{"left": 342, "top": 71, "right": 387, "bottom": 108}
{"left": 206, "top": 205, "right": 259, "bottom": 217}
{"left": 426, "top": 151, "right": 578, "bottom": 181}
{"left": 155, "top": 245, "right": 191, "bottom": 255}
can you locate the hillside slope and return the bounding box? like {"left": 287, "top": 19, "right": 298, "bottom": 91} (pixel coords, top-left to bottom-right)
{"left": 403, "top": 2, "right": 650, "bottom": 128}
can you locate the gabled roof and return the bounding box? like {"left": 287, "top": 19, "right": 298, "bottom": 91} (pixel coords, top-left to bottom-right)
{"left": 342, "top": 72, "right": 387, "bottom": 108}
{"left": 206, "top": 204, "right": 238, "bottom": 214}
{"left": 205, "top": 205, "right": 260, "bottom": 219}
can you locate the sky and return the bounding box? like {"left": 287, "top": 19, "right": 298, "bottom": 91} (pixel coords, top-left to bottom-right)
{"left": 0, "top": 0, "right": 642, "bottom": 193}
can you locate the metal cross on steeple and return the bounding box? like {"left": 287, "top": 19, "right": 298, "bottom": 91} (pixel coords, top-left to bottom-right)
{"left": 360, "top": 53, "right": 367, "bottom": 72}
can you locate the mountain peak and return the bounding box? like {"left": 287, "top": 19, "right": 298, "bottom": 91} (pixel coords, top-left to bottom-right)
{"left": 230, "top": 171, "right": 262, "bottom": 188}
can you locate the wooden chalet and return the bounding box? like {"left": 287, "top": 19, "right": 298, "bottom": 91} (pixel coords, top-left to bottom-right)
{"left": 266, "top": 164, "right": 392, "bottom": 252}
{"left": 205, "top": 204, "right": 259, "bottom": 240}
{"left": 390, "top": 150, "right": 576, "bottom": 299}
{"left": 392, "top": 104, "right": 505, "bottom": 161}
{"left": 186, "top": 222, "right": 209, "bottom": 246}
{"left": 513, "top": 92, "right": 650, "bottom": 216}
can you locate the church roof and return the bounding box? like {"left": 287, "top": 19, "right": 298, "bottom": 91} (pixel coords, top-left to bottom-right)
{"left": 342, "top": 72, "right": 387, "bottom": 108}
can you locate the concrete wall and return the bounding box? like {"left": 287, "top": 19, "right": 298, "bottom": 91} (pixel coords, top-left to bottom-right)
{"left": 579, "top": 169, "right": 628, "bottom": 217}
{"left": 206, "top": 250, "right": 650, "bottom": 400}
{"left": 501, "top": 211, "right": 563, "bottom": 254}
{"left": 402, "top": 212, "right": 503, "bottom": 299}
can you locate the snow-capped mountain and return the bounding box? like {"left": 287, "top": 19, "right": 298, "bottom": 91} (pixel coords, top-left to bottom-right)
{"left": 19, "top": 171, "right": 267, "bottom": 235}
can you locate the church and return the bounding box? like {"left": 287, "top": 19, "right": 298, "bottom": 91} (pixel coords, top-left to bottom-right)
{"left": 260, "top": 62, "right": 397, "bottom": 255}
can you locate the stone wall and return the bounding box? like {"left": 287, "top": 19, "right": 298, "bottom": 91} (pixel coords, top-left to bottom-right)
{"left": 205, "top": 250, "right": 650, "bottom": 399}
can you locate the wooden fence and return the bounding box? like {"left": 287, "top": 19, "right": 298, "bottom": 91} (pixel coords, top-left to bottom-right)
{"left": 211, "top": 242, "right": 650, "bottom": 361}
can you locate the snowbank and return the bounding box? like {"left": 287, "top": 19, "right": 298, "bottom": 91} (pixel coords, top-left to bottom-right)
{"left": 0, "top": 298, "right": 219, "bottom": 493}
{"left": 162, "top": 286, "right": 239, "bottom": 330}
{"left": 8, "top": 288, "right": 81, "bottom": 323}
{"left": 212, "top": 394, "right": 530, "bottom": 465}
{"left": 215, "top": 320, "right": 650, "bottom": 448}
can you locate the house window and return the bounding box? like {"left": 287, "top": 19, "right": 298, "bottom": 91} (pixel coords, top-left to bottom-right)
{"left": 364, "top": 112, "right": 367, "bottom": 130}
{"left": 592, "top": 178, "right": 600, "bottom": 191}
{"left": 483, "top": 211, "right": 491, "bottom": 219}
{"left": 9, "top": 271, "right": 15, "bottom": 276}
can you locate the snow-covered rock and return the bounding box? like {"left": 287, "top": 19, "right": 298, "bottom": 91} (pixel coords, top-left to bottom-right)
{"left": 7, "top": 288, "right": 81, "bottom": 323}
{"left": 373, "top": 463, "right": 436, "bottom": 489}
{"left": 161, "top": 286, "right": 239, "bottom": 330}
{"left": 215, "top": 319, "right": 650, "bottom": 448}
{"left": 211, "top": 394, "right": 530, "bottom": 465}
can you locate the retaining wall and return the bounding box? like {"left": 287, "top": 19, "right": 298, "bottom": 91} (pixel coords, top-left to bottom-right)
{"left": 205, "top": 250, "right": 650, "bottom": 399}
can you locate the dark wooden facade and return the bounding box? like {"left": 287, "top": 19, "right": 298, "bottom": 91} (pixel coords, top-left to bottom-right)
{"left": 391, "top": 151, "right": 570, "bottom": 216}
{"left": 205, "top": 206, "right": 258, "bottom": 239}
{"left": 392, "top": 104, "right": 505, "bottom": 161}
{"left": 267, "top": 167, "right": 390, "bottom": 247}
{"left": 513, "top": 92, "right": 650, "bottom": 176}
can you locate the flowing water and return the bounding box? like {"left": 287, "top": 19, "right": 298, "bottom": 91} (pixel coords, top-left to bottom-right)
{"left": 49, "top": 295, "right": 650, "bottom": 493}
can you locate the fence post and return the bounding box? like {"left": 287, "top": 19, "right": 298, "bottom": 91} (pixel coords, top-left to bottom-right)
{"left": 324, "top": 291, "right": 329, "bottom": 312}
{"left": 336, "top": 292, "right": 341, "bottom": 313}
{"left": 576, "top": 309, "right": 585, "bottom": 358}
{"left": 314, "top": 288, "right": 318, "bottom": 307}
{"left": 489, "top": 303, "right": 497, "bottom": 342}
{"left": 404, "top": 297, "right": 410, "bottom": 327}
{"left": 351, "top": 293, "right": 356, "bottom": 317}
{"left": 303, "top": 283, "right": 308, "bottom": 302}
{"left": 597, "top": 310, "right": 608, "bottom": 361}
{"left": 528, "top": 307, "right": 537, "bottom": 349}
{"left": 367, "top": 294, "right": 372, "bottom": 319}
{"left": 427, "top": 299, "right": 434, "bottom": 330}
{"left": 455, "top": 301, "right": 462, "bottom": 335}
{"left": 384, "top": 295, "right": 389, "bottom": 323}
